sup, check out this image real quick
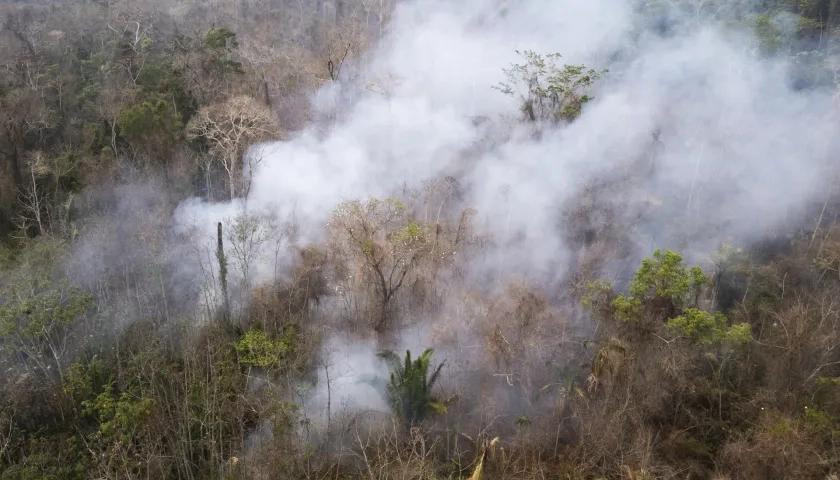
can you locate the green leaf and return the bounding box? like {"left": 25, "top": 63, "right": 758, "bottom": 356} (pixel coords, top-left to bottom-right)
{"left": 376, "top": 348, "right": 446, "bottom": 425}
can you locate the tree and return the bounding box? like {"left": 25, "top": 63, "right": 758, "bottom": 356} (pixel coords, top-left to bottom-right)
{"left": 105, "top": 8, "right": 156, "bottom": 87}
{"left": 233, "top": 327, "right": 292, "bottom": 369}
{"left": 586, "top": 249, "right": 751, "bottom": 346}
{"left": 495, "top": 50, "right": 605, "bottom": 125}
{"left": 611, "top": 249, "right": 712, "bottom": 324}
{"left": 117, "top": 96, "right": 182, "bottom": 162}
{"left": 171, "top": 26, "right": 245, "bottom": 105}
{"left": 327, "top": 197, "right": 431, "bottom": 333}
{"left": 13, "top": 152, "right": 51, "bottom": 237}
{"left": 0, "top": 88, "right": 38, "bottom": 236}
{"left": 0, "top": 272, "right": 93, "bottom": 385}
{"left": 219, "top": 210, "right": 287, "bottom": 326}
{"left": 187, "top": 95, "right": 280, "bottom": 199}
{"left": 224, "top": 210, "right": 284, "bottom": 293}
{"left": 376, "top": 348, "right": 445, "bottom": 427}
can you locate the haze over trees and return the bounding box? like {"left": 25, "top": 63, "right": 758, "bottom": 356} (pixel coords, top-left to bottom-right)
{"left": 2, "top": 0, "right": 840, "bottom": 479}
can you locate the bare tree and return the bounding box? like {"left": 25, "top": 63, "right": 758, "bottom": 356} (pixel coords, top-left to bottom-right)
{"left": 187, "top": 95, "right": 280, "bottom": 200}
{"left": 224, "top": 209, "right": 284, "bottom": 297}
{"left": 327, "top": 197, "right": 431, "bottom": 333}
{"left": 106, "top": 7, "right": 156, "bottom": 86}
{"left": 238, "top": 40, "right": 284, "bottom": 109}
{"left": 13, "top": 152, "right": 50, "bottom": 237}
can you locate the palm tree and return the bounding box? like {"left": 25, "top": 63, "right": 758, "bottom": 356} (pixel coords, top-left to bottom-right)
{"left": 376, "top": 348, "right": 446, "bottom": 426}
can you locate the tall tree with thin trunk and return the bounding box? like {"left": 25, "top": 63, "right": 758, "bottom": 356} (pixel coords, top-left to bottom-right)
{"left": 217, "top": 221, "right": 230, "bottom": 323}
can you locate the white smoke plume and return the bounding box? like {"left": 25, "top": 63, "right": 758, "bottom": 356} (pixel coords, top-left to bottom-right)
{"left": 176, "top": 0, "right": 837, "bottom": 274}
{"left": 173, "top": 0, "right": 840, "bottom": 430}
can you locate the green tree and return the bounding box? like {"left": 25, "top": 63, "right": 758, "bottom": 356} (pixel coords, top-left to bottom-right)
{"left": 495, "top": 50, "right": 605, "bottom": 124}
{"left": 666, "top": 308, "right": 751, "bottom": 346}
{"left": 611, "top": 249, "right": 711, "bottom": 324}
{"left": 0, "top": 274, "right": 93, "bottom": 384}
{"left": 585, "top": 249, "right": 751, "bottom": 347}
{"left": 117, "top": 97, "right": 182, "bottom": 160}
{"left": 171, "top": 27, "right": 245, "bottom": 105}
{"left": 376, "top": 348, "right": 446, "bottom": 427}
{"left": 233, "top": 328, "right": 292, "bottom": 369}
{"left": 81, "top": 384, "right": 157, "bottom": 478}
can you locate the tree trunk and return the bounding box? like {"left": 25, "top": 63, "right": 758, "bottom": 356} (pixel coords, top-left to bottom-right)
{"left": 217, "top": 222, "right": 231, "bottom": 324}
{"left": 262, "top": 80, "right": 271, "bottom": 109}
{"left": 227, "top": 157, "right": 237, "bottom": 200}
{"left": 374, "top": 292, "right": 390, "bottom": 333}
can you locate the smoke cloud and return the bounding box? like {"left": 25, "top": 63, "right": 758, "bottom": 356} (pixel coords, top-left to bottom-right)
{"left": 172, "top": 0, "right": 840, "bottom": 430}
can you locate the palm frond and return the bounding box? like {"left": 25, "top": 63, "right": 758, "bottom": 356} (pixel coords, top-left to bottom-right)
{"left": 375, "top": 347, "right": 447, "bottom": 426}
{"left": 376, "top": 349, "right": 403, "bottom": 373}
{"left": 428, "top": 360, "right": 445, "bottom": 389}
{"left": 427, "top": 400, "right": 447, "bottom": 414}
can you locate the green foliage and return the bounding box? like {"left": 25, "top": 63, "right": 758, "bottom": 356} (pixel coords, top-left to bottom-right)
{"left": 5, "top": 3, "right": 840, "bottom": 477}
{"left": 63, "top": 356, "right": 113, "bottom": 404}
{"left": 332, "top": 197, "right": 406, "bottom": 219}
{"left": 0, "top": 278, "right": 91, "bottom": 338}
{"left": 768, "top": 414, "right": 795, "bottom": 439}
{"left": 581, "top": 279, "right": 613, "bottom": 312}
{"left": 816, "top": 376, "right": 840, "bottom": 387}
{"left": 329, "top": 197, "right": 431, "bottom": 331}
{"left": 82, "top": 385, "right": 155, "bottom": 444}
{"left": 0, "top": 435, "right": 88, "bottom": 480}
{"left": 630, "top": 249, "right": 710, "bottom": 301}
{"left": 748, "top": 14, "right": 785, "bottom": 54}
{"left": 609, "top": 249, "right": 709, "bottom": 322}
{"left": 233, "top": 328, "right": 292, "bottom": 368}
{"left": 515, "top": 415, "right": 533, "bottom": 428}
{"left": 135, "top": 63, "right": 171, "bottom": 92}
{"left": 204, "top": 27, "right": 239, "bottom": 50}
{"left": 495, "top": 50, "right": 606, "bottom": 123}
{"left": 612, "top": 293, "right": 642, "bottom": 323}
{"left": 0, "top": 246, "right": 13, "bottom": 269}
{"left": 329, "top": 198, "right": 421, "bottom": 255}
{"left": 803, "top": 406, "right": 833, "bottom": 432}
{"left": 201, "top": 28, "right": 245, "bottom": 76}
{"left": 77, "top": 52, "right": 108, "bottom": 103}
{"left": 387, "top": 220, "right": 429, "bottom": 246}
{"left": 376, "top": 348, "right": 446, "bottom": 426}
{"left": 0, "top": 237, "right": 67, "bottom": 273}
{"left": 585, "top": 249, "right": 751, "bottom": 347}
{"left": 666, "top": 308, "right": 751, "bottom": 346}
{"left": 117, "top": 97, "right": 182, "bottom": 153}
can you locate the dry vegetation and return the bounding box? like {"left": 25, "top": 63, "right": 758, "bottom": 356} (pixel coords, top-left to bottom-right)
{"left": 2, "top": 0, "right": 840, "bottom": 479}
